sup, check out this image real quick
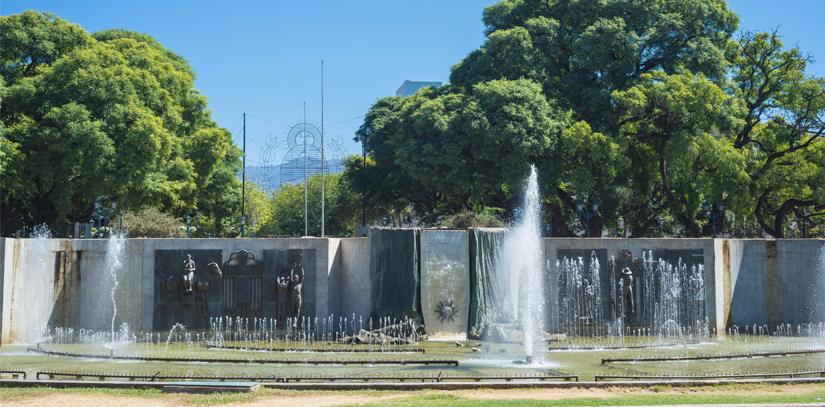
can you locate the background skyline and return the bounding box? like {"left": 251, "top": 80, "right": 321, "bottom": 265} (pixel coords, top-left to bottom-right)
{"left": 3, "top": 0, "right": 823, "bottom": 168}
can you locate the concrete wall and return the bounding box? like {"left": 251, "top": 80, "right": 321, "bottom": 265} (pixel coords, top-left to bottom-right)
{"left": 0, "top": 236, "right": 822, "bottom": 344}
{"left": 339, "top": 238, "right": 370, "bottom": 322}
{"left": 723, "top": 239, "right": 825, "bottom": 329}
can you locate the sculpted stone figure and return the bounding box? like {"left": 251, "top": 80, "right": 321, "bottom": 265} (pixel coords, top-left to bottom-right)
{"left": 620, "top": 267, "right": 635, "bottom": 319}
{"left": 290, "top": 262, "right": 304, "bottom": 326}
{"left": 276, "top": 268, "right": 290, "bottom": 323}
{"left": 182, "top": 254, "right": 196, "bottom": 293}
{"left": 582, "top": 279, "right": 595, "bottom": 322}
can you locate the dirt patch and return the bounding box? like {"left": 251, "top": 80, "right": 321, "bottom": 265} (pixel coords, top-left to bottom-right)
{"left": 1, "top": 391, "right": 409, "bottom": 407}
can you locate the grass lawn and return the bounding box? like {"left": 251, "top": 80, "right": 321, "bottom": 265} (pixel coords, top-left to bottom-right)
{"left": 0, "top": 383, "right": 823, "bottom": 406}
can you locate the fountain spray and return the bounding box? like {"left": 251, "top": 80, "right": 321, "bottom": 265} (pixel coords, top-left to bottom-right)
{"left": 502, "top": 165, "right": 545, "bottom": 363}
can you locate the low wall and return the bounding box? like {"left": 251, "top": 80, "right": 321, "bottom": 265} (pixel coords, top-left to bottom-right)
{"left": 0, "top": 236, "right": 822, "bottom": 344}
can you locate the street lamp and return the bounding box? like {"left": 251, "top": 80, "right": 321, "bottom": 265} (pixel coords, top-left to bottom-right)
{"left": 185, "top": 215, "right": 192, "bottom": 238}
{"left": 88, "top": 219, "right": 94, "bottom": 238}
{"left": 241, "top": 216, "right": 246, "bottom": 238}
{"left": 545, "top": 223, "right": 551, "bottom": 238}
{"left": 436, "top": 216, "right": 443, "bottom": 229}
{"left": 703, "top": 200, "right": 725, "bottom": 238}
{"left": 659, "top": 217, "right": 665, "bottom": 238}
{"left": 92, "top": 198, "right": 118, "bottom": 238}
{"left": 573, "top": 218, "right": 579, "bottom": 237}
{"left": 382, "top": 217, "right": 388, "bottom": 227}
{"left": 577, "top": 201, "right": 599, "bottom": 238}
{"left": 251, "top": 222, "right": 256, "bottom": 238}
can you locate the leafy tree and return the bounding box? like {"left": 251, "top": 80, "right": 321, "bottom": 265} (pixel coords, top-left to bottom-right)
{"left": 262, "top": 172, "right": 360, "bottom": 237}
{"left": 727, "top": 31, "right": 825, "bottom": 237}
{"left": 354, "top": 79, "right": 565, "bottom": 222}
{"left": 351, "top": 0, "right": 825, "bottom": 238}
{"left": 0, "top": 11, "right": 241, "bottom": 234}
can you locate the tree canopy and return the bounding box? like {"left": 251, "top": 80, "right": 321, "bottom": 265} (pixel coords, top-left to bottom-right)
{"left": 1, "top": 11, "right": 242, "bottom": 235}
{"left": 349, "top": 0, "right": 825, "bottom": 237}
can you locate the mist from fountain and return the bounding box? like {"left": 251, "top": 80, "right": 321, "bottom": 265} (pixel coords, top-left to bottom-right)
{"left": 500, "top": 165, "right": 545, "bottom": 362}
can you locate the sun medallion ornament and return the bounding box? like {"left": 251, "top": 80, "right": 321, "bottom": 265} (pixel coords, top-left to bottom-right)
{"left": 435, "top": 299, "right": 458, "bottom": 323}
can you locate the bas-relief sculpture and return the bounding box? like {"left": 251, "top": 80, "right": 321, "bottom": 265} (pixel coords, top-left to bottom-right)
{"left": 155, "top": 249, "right": 309, "bottom": 330}
{"left": 275, "top": 259, "right": 304, "bottom": 327}
{"left": 162, "top": 256, "right": 223, "bottom": 317}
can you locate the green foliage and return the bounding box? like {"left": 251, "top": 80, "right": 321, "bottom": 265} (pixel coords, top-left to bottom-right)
{"left": 263, "top": 172, "right": 360, "bottom": 237}
{"left": 349, "top": 0, "right": 825, "bottom": 238}
{"left": 0, "top": 11, "right": 241, "bottom": 234}
{"left": 353, "top": 79, "right": 565, "bottom": 222}
{"left": 444, "top": 210, "right": 505, "bottom": 229}
{"left": 121, "top": 206, "right": 185, "bottom": 238}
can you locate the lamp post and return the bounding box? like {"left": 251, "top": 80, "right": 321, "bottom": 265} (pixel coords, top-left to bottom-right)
{"left": 382, "top": 217, "right": 388, "bottom": 227}
{"left": 185, "top": 215, "right": 192, "bottom": 238}
{"left": 20, "top": 217, "right": 25, "bottom": 238}
{"left": 88, "top": 219, "right": 94, "bottom": 238}
{"left": 659, "top": 217, "right": 665, "bottom": 238}
{"left": 251, "top": 222, "right": 256, "bottom": 238}
{"left": 577, "top": 201, "right": 599, "bottom": 238}
{"left": 241, "top": 216, "right": 246, "bottom": 238}
{"left": 703, "top": 200, "right": 725, "bottom": 238}
{"left": 573, "top": 218, "right": 579, "bottom": 237}
{"left": 802, "top": 207, "right": 809, "bottom": 238}
{"left": 92, "top": 198, "right": 118, "bottom": 238}
{"left": 436, "top": 216, "right": 443, "bottom": 229}
{"left": 545, "top": 223, "right": 551, "bottom": 238}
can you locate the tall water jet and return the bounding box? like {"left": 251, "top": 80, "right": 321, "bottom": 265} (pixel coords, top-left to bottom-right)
{"left": 85, "top": 232, "right": 127, "bottom": 344}
{"left": 104, "top": 233, "right": 125, "bottom": 343}
{"left": 12, "top": 225, "right": 54, "bottom": 343}
{"left": 501, "top": 165, "right": 545, "bottom": 363}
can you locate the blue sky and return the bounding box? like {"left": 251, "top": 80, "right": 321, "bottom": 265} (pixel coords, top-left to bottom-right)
{"left": 3, "top": 0, "right": 823, "bottom": 167}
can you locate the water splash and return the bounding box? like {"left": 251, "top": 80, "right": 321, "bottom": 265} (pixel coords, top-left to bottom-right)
{"left": 104, "top": 233, "right": 125, "bottom": 343}
{"left": 14, "top": 225, "right": 54, "bottom": 344}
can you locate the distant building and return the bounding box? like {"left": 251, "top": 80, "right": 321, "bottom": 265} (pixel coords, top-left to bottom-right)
{"left": 396, "top": 80, "right": 442, "bottom": 98}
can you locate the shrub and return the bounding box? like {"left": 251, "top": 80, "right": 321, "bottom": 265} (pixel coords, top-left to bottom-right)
{"left": 444, "top": 210, "right": 505, "bottom": 229}
{"left": 121, "top": 207, "right": 186, "bottom": 238}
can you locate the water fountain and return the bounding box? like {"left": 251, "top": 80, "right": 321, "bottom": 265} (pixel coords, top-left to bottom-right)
{"left": 12, "top": 225, "right": 54, "bottom": 344}
{"left": 0, "top": 194, "right": 823, "bottom": 385}
{"left": 500, "top": 165, "right": 545, "bottom": 364}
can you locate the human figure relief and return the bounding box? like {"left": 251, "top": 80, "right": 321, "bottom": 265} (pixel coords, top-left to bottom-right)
{"left": 290, "top": 262, "right": 304, "bottom": 326}
{"left": 276, "top": 268, "right": 290, "bottom": 324}
{"left": 181, "top": 254, "right": 196, "bottom": 293}
{"left": 620, "top": 267, "right": 635, "bottom": 319}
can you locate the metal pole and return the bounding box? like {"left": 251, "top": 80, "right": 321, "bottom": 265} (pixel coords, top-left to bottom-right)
{"left": 242, "top": 113, "right": 246, "bottom": 222}
{"left": 304, "top": 102, "right": 308, "bottom": 237}
{"left": 586, "top": 216, "right": 590, "bottom": 238}
{"left": 362, "top": 139, "right": 366, "bottom": 236}
{"left": 321, "top": 59, "right": 325, "bottom": 238}
{"left": 712, "top": 214, "right": 716, "bottom": 238}
{"left": 803, "top": 213, "right": 807, "bottom": 238}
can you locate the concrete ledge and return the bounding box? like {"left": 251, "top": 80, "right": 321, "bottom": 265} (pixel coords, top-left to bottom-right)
{"left": 2, "top": 377, "right": 824, "bottom": 391}
{"left": 163, "top": 381, "right": 260, "bottom": 394}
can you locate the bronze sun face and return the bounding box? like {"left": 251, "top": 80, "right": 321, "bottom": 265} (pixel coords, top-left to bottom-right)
{"left": 435, "top": 299, "right": 458, "bottom": 323}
